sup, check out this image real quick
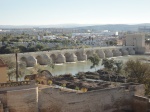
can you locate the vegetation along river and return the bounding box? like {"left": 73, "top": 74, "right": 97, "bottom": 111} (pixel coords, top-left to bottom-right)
{"left": 39, "top": 55, "right": 150, "bottom": 76}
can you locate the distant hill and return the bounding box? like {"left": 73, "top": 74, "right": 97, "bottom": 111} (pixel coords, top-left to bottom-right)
{"left": 0, "top": 24, "right": 92, "bottom": 29}
{"left": 1, "top": 23, "right": 150, "bottom": 31}
{"left": 75, "top": 23, "right": 150, "bottom": 31}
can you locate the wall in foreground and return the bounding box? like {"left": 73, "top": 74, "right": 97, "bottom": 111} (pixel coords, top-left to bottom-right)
{"left": 0, "top": 67, "right": 7, "bottom": 83}
{"left": 0, "top": 83, "right": 145, "bottom": 112}
{"left": 6, "top": 87, "right": 38, "bottom": 112}
{"left": 38, "top": 86, "right": 137, "bottom": 112}
{"left": 132, "top": 95, "right": 150, "bottom": 112}
{"left": 0, "top": 83, "right": 38, "bottom": 112}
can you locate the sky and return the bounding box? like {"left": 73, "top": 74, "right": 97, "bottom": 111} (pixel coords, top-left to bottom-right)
{"left": 0, "top": 0, "right": 150, "bottom": 25}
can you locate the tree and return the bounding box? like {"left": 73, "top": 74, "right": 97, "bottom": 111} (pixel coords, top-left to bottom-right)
{"left": 124, "top": 59, "right": 150, "bottom": 95}
{"left": 18, "top": 45, "right": 27, "bottom": 52}
{"left": 114, "top": 60, "right": 123, "bottom": 74}
{"left": 29, "top": 64, "right": 44, "bottom": 74}
{"left": 7, "top": 69, "right": 15, "bottom": 81}
{"left": 102, "top": 58, "right": 115, "bottom": 81}
{"left": 0, "top": 56, "right": 16, "bottom": 81}
{"left": 102, "top": 58, "right": 115, "bottom": 71}
{"left": 18, "top": 62, "right": 26, "bottom": 81}
{"left": 88, "top": 54, "right": 100, "bottom": 71}
{"left": 124, "top": 59, "right": 150, "bottom": 83}
{"left": 35, "top": 44, "right": 44, "bottom": 51}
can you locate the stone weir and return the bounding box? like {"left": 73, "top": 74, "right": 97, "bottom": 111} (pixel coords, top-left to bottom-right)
{"left": 1, "top": 46, "right": 139, "bottom": 67}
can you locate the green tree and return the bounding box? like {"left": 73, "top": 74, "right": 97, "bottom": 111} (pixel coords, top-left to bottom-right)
{"left": 7, "top": 69, "right": 15, "bottom": 81}
{"left": 114, "top": 60, "right": 123, "bottom": 74}
{"left": 35, "top": 44, "right": 44, "bottom": 51}
{"left": 18, "top": 62, "right": 26, "bottom": 81}
{"left": 124, "top": 59, "right": 150, "bottom": 83}
{"left": 102, "top": 58, "right": 115, "bottom": 71}
{"left": 0, "top": 56, "right": 16, "bottom": 81}
{"left": 88, "top": 54, "right": 100, "bottom": 71}
{"left": 124, "top": 59, "right": 150, "bottom": 95}
{"left": 102, "top": 58, "right": 115, "bottom": 81}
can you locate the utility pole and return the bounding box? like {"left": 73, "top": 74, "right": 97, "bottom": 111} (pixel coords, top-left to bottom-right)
{"left": 15, "top": 52, "right": 18, "bottom": 82}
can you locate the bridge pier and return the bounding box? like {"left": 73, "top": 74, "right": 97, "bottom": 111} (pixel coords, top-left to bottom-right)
{"left": 69, "top": 53, "right": 77, "bottom": 62}
{"left": 26, "top": 56, "right": 37, "bottom": 67}
{"left": 65, "top": 53, "right": 77, "bottom": 62}
{"left": 36, "top": 54, "right": 51, "bottom": 65}
{"left": 128, "top": 48, "right": 135, "bottom": 55}
{"left": 76, "top": 52, "right": 87, "bottom": 61}
{"left": 104, "top": 49, "right": 113, "bottom": 58}
{"left": 112, "top": 49, "right": 122, "bottom": 56}
{"left": 120, "top": 49, "right": 129, "bottom": 55}
{"left": 96, "top": 50, "right": 105, "bottom": 58}
{"left": 86, "top": 50, "right": 94, "bottom": 58}
{"left": 55, "top": 54, "right": 66, "bottom": 63}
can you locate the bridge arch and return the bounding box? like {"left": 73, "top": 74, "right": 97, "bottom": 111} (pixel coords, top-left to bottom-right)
{"left": 36, "top": 55, "right": 43, "bottom": 65}
{"left": 50, "top": 54, "right": 57, "bottom": 63}
{"left": 64, "top": 52, "right": 71, "bottom": 62}
{"left": 27, "top": 56, "right": 37, "bottom": 67}
{"left": 104, "top": 49, "right": 113, "bottom": 58}
{"left": 55, "top": 54, "right": 66, "bottom": 63}
{"left": 36, "top": 54, "right": 51, "bottom": 65}
{"left": 20, "top": 57, "right": 28, "bottom": 67}
{"left": 75, "top": 52, "right": 80, "bottom": 61}
{"left": 95, "top": 50, "right": 105, "bottom": 58}
{"left": 127, "top": 48, "right": 135, "bottom": 55}
{"left": 112, "top": 49, "right": 122, "bottom": 56}
{"left": 86, "top": 50, "right": 93, "bottom": 58}
{"left": 120, "top": 48, "right": 129, "bottom": 55}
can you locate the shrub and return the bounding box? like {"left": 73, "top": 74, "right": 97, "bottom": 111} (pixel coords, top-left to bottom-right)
{"left": 48, "top": 80, "right": 53, "bottom": 85}
{"left": 81, "top": 87, "right": 88, "bottom": 92}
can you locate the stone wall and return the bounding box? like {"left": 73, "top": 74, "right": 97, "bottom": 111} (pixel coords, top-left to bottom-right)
{"left": 0, "top": 67, "right": 7, "bottom": 83}
{"left": 0, "top": 81, "right": 38, "bottom": 112}
{"left": 0, "top": 82, "right": 146, "bottom": 112}
{"left": 132, "top": 95, "right": 150, "bottom": 112}
{"left": 38, "top": 86, "right": 137, "bottom": 112}
{"left": 0, "top": 91, "right": 7, "bottom": 109}
{"left": 7, "top": 87, "right": 38, "bottom": 112}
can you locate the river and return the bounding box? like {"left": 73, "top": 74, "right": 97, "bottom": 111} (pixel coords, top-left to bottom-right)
{"left": 42, "top": 55, "right": 150, "bottom": 76}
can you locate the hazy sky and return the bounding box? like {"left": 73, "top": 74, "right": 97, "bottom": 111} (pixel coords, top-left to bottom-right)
{"left": 0, "top": 0, "right": 150, "bottom": 25}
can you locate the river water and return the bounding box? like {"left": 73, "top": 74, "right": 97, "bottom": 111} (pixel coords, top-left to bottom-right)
{"left": 44, "top": 55, "right": 150, "bottom": 76}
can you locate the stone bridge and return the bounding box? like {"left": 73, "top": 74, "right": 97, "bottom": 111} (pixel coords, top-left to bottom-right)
{"left": 17, "top": 46, "right": 137, "bottom": 67}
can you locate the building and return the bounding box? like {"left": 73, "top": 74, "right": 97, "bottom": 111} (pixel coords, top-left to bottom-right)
{"left": 125, "top": 34, "right": 145, "bottom": 47}
{"left": 125, "top": 34, "right": 145, "bottom": 54}
{"left": 0, "top": 59, "right": 7, "bottom": 83}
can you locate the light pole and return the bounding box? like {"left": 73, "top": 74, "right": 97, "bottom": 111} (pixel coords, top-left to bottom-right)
{"left": 15, "top": 52, "right": 19, "bottom": 82}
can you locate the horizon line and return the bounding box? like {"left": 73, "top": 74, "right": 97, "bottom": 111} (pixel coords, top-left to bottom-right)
{"left": 0, "top": 23, "right": 150, "bottom": 26}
